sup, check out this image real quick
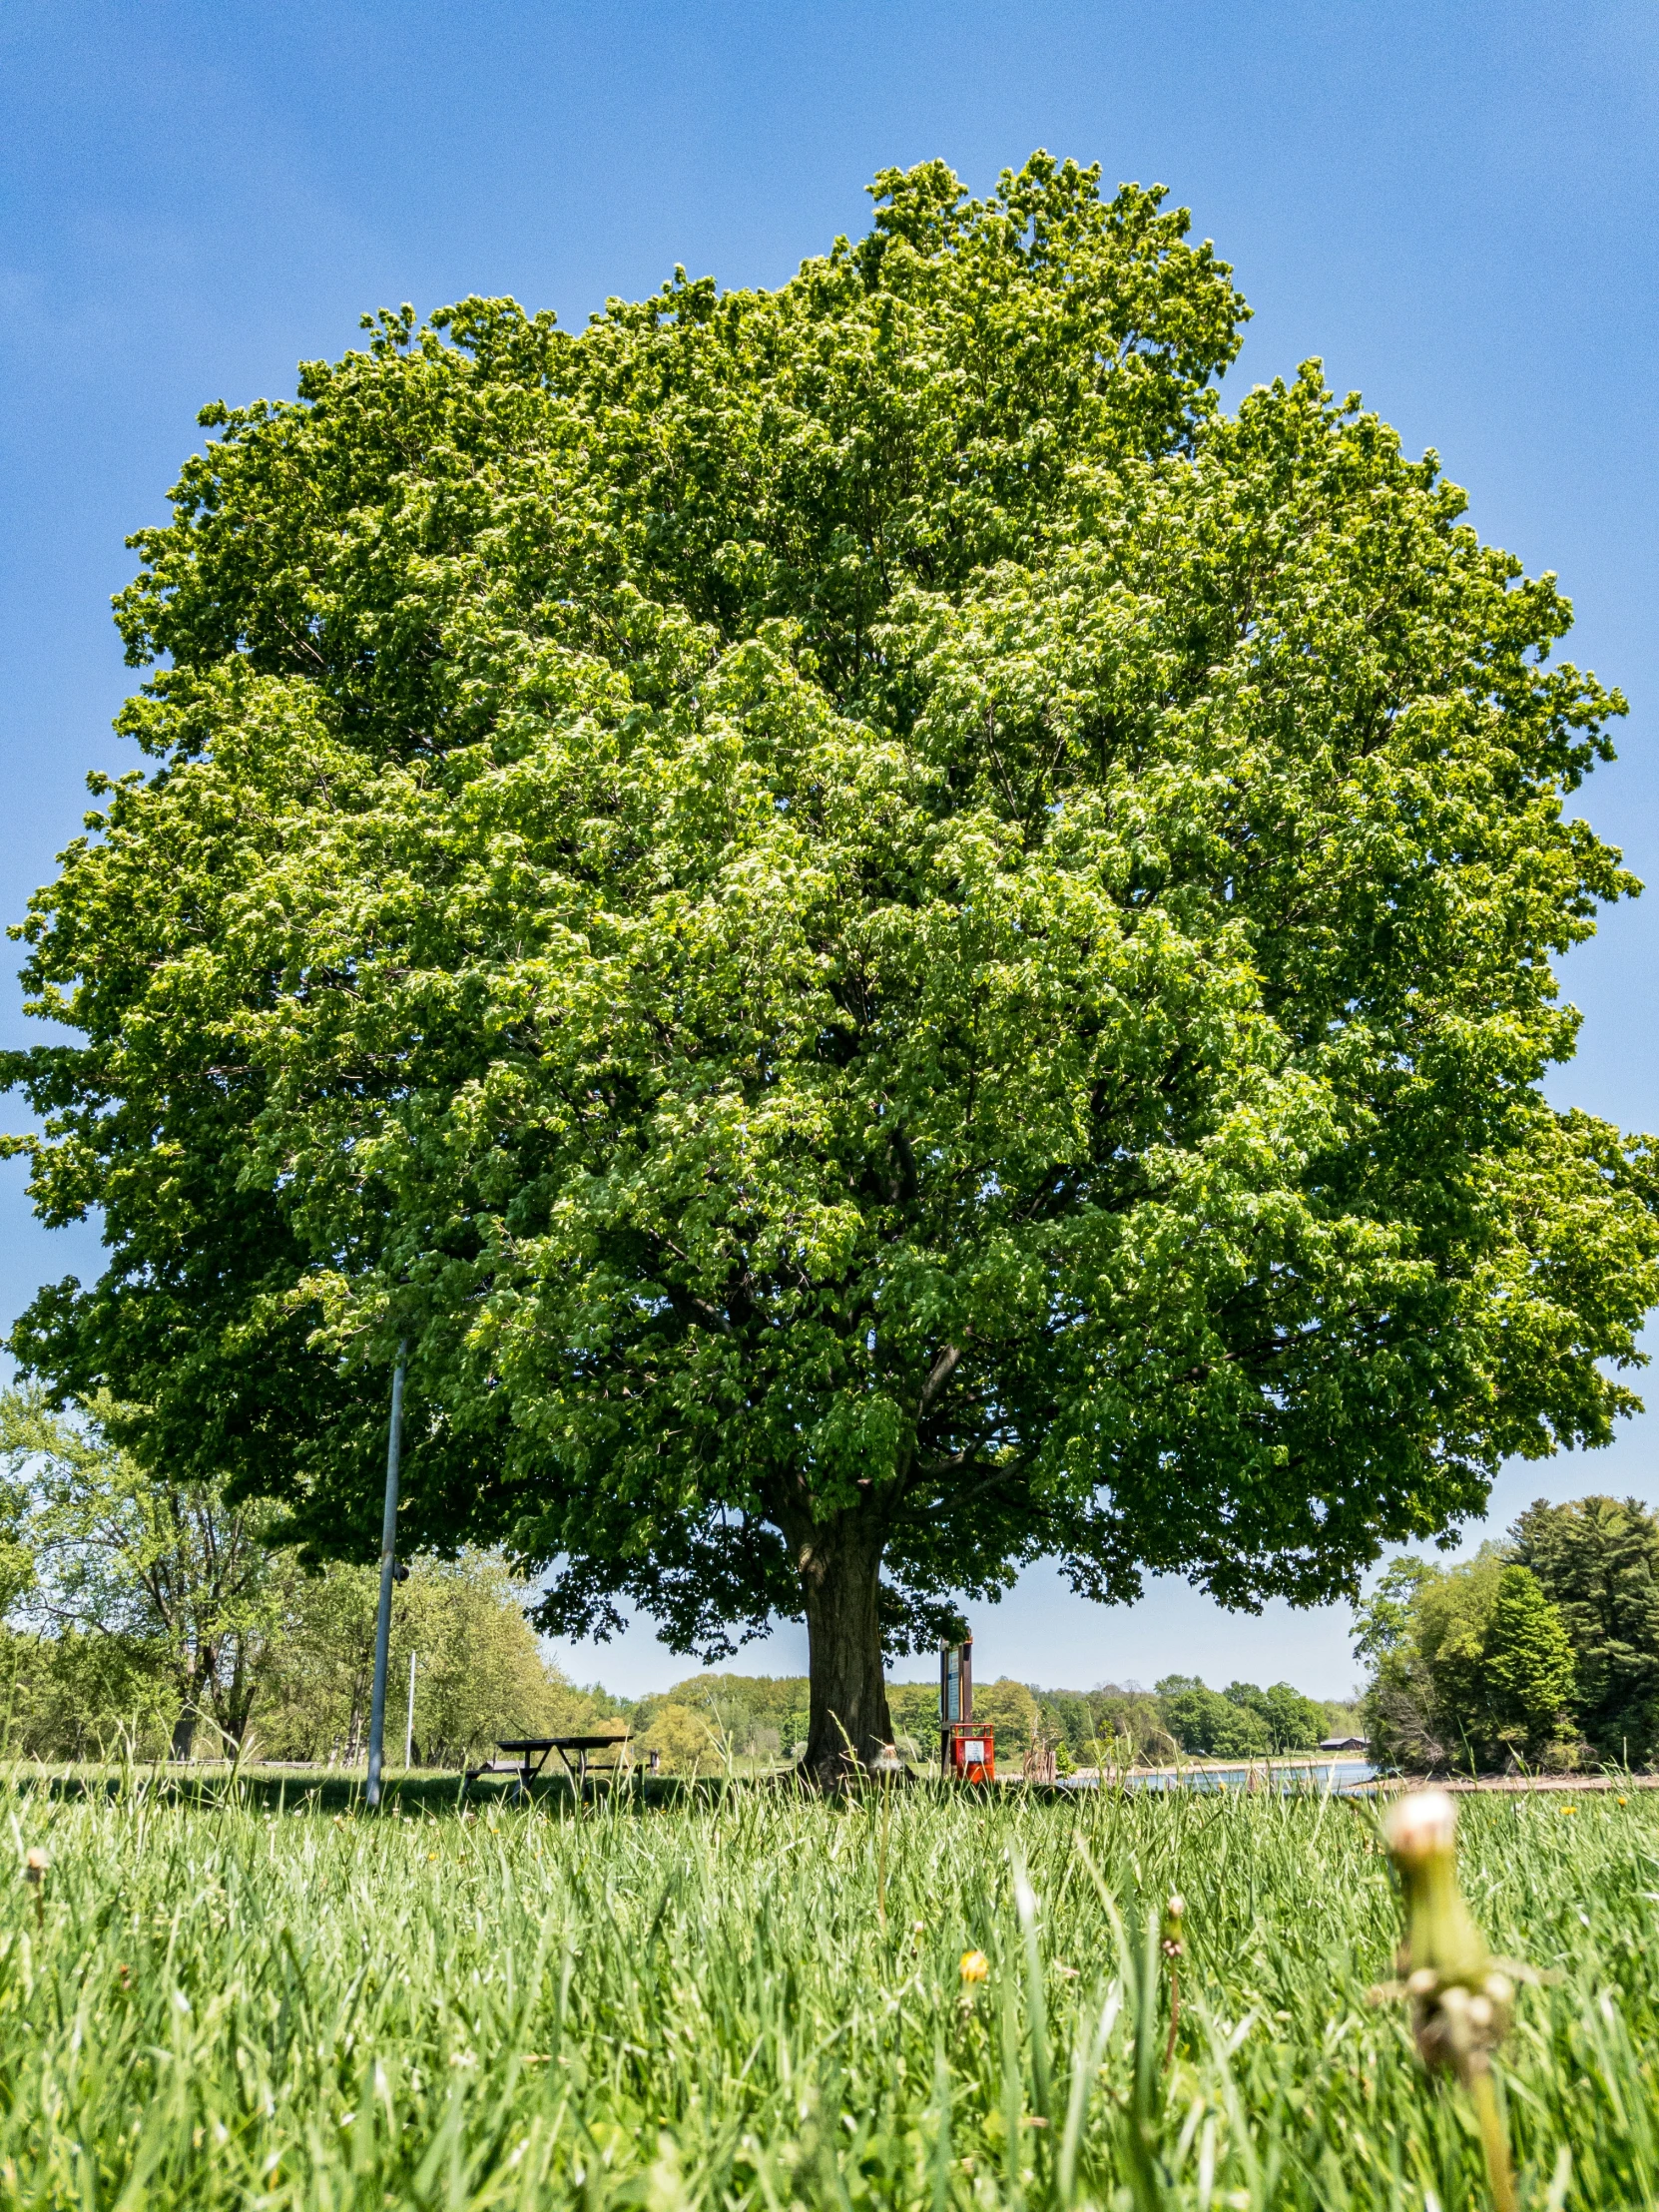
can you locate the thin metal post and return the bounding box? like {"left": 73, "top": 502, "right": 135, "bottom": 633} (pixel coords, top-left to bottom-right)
{"left": 939, "top": 1634, "right": 973, "bottom": 1778}
{"left": 365, "top": 1342, "right": 407, "bottom": 1809}
{"left": 405, "top": 1649, "right": 417, "bottom": 1770}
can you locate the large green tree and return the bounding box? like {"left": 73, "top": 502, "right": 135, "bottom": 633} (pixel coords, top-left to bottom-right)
{"left": 7, "top": 156, "right": 1658, "bottom": 1780}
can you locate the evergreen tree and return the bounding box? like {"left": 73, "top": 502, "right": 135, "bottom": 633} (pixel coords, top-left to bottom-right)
{"left": 1481, "top": 1563, "right": 1576, "bottom": 1758}
{"left": 1512, "top": 1494, "right": 1659, "bottom": 1763}
{"left": 1357, "top": 1544, "right": 1579, "bottom": 1770}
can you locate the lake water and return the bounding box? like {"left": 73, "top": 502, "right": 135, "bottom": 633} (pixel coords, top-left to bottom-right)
{"left": 1060, "top": 1761, "right": 1379, "bottom": 1796}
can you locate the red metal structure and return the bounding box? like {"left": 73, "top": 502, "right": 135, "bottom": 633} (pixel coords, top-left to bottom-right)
{"left": 944, "top": 1725, "right": 995, "bottom": 1783}
{"left": 939, "top": 1635, "right": 994, "bottom": 1781}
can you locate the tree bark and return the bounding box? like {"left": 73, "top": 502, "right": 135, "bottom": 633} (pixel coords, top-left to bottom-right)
{"left": 795, "top": 1511, "right": 893, "bottom": 1786}
{"left": 171, "top": 1697, "right": 198, "bottom": 1762}
{"left": 217, "top": 1632, "right": 256, "bottom": 1749}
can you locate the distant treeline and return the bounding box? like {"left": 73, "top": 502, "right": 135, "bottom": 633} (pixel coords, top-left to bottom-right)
{"left": 626, "top": 1671, "right": 1360, "bottom": 1774}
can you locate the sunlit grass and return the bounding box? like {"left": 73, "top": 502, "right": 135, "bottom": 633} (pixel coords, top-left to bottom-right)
{"left": 3, "top": 1774, "right": 1655, "bottom": 2207}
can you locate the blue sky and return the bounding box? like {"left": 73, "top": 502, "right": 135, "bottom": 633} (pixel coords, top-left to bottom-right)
{"left": 2, "top": 1, "right": 1655, "bottom": 1698}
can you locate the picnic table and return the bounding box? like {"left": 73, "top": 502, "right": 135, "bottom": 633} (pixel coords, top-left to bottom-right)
{"left": 466, "top": 1734, "right": 630, "bottom": 1798}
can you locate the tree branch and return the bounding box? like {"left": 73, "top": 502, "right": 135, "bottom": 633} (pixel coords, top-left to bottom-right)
{"left": 918, "top": 1343, "right": 962, "bottom": 1415}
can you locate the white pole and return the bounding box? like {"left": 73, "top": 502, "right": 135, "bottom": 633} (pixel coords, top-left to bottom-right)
{"left": 365, "top": 1342, "right": 407, "bottom": 1809}
{"left": 405, "top": 1649, "right": 417, "bottom": 1770}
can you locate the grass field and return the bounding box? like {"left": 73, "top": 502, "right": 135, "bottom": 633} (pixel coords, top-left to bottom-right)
{"left": 4, "top": 1774, "right": 1656, "bottom": 2210}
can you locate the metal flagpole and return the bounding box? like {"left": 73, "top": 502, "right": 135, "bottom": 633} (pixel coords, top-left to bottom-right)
{"left": 365, "top": 1341, "right": 407, "bottom": 1809}
{"left": 405, "top": 1649, "right": 417, "bottom": 1770}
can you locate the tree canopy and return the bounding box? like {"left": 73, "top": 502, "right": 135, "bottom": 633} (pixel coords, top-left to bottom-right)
{"left": 7, "top": 154, "right": 1657, "bottom": 1778}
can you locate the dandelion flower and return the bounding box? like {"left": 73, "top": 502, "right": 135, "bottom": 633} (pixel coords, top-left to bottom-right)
{"left": 959, "top": 1949, "right": 989, "bottom": 1983}
{"left": 1380, "top": 1784, "right": 1519, "bottom": 2211}
{"left": 24, "top": 1850, "right": 47, "bottom": 1884}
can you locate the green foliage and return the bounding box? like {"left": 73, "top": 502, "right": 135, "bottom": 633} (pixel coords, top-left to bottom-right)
{"left": 633, "top": 1671, "right": 810, "bottom": 1770}
{"left": 968, "top": 1676, "right": 1040, "bottom": 1753}
{"left": 625, "top": 1670, "right": 1214, "bottom": 1774}
{"left": 1157, "top": 1678, "right": 1270, "bottom": 1759}
{"left": 0, "top": 1621, "right": 175, "bottom": 1760}
{"left": 1358, "top": 1545, "right": 1582, "bottom": 1771}
{"left": 0, "top": 1386, "right": 282, "bottom": 1756}
{"left": 634, "top": 1699, "right": 722, "bottom": 1777}
{"left": 1074, "top": 1686, "right": 1177, "bottom": 1766}
{"left": 1483, "top": 1564, "right": 1577, "bottom": 1756}
{"left": 1512, "top": 1494, "right": 1659, "bottom": 1764}
{"left": 258, "top": 1551, "right": 598, "bottom": 1769}
{"left": 1146, "top": 1674, "right": 1340, "bottom": 1759}
{"left": 0, "top": 1387, "right": 586, "bottom": 1766}
{"left": 1226, "top": 1680, "right": 1330, "bottom": 1753}
{"left": 8, "top": 1782, "right": 1659, "bottom": 2206}
{"left": 7, "top": 155, "right": 1657, "bottom": 1776}
{"left": 884, "top": 1678, "right": 942, "bottom": 1759}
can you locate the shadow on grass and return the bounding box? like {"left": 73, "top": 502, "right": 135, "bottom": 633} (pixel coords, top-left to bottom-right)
{"left": 1, "top": 1762, "right": 748, "bottom": 1817}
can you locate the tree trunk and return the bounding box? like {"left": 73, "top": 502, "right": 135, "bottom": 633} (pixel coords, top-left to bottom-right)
{"left": 796, "top": 1511, "right": 893, "bottom": 1787}
{"left": 171, "top": 1697, "right": 198, "bottom": 1762}
{"left": 217, "top": 1632, "right": 257, "bottom": 1750}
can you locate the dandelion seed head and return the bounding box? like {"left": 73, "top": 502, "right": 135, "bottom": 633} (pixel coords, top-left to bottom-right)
{"left": 1382, "top": 1788, "right": 1455, "bottom": 1865}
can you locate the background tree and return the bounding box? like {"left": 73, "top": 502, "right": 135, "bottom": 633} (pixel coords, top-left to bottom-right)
{"left": 634, "top": 1700, "right": 721, "bottom": 1777}
{"left": 257, "top": 1550, "right": 600, "bottom": 1767}
{"left": 1363, "top": 1551, "right": 1505, "bottom": 1770}
{"left": 1512, "top": 1494, "right": 1659, "bottom": 1765}
{"left": 0, "top": 1388, "right": 593, "bottom": 1766}
{"left": 0, "top": 1458, "right": 32, "bottom": 1622}
{"left": 635, "top": 1671, "right": 809, "bottom": 1765}
{"left": 1355, "top": 1545, "right": 1581, "bottom": 1771}
{"left": 967, "top": 1676, "right": 1041, "bottom": 1754}
{"left": 1157, "top": 1676, "right": 1271, "bottom": 1759}
{"left": 1082, "top": 1687, "right": 1179, "bottom": 1768}
{"left": 7, "top": 157, "right": 1658, "bottom": 1783}
{"left": 1481, "top": 1563, "right": 1576, "bottom": 1759}
{"left": 394, "top": 1552, "right": 611, "bottom": 1768}
{"left": 0, "top": 1617, "right": 174, "bottom": 1761}
{"left": 1223, "top": 1679, "right": 1327, "bottom": 1753}
{"left": 0, "top": 1387, "right": 281, "bottom": 1756}
{"left": 879, "top": 1678, "right": 940, "bottom": 1763}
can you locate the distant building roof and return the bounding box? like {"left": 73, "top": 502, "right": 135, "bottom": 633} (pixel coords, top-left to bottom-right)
{"left": 1318, "top": 1735, "right": 1368, "bottom": 1752}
